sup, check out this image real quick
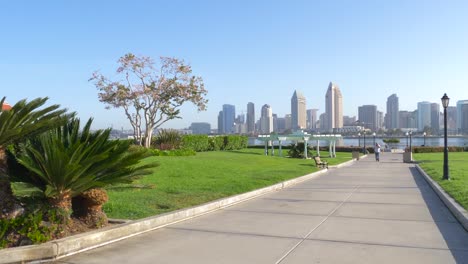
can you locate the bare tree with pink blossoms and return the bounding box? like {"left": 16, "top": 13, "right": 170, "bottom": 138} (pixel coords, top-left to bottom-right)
{"left": 90, "top": 53, "right": 208, "bottom": 147}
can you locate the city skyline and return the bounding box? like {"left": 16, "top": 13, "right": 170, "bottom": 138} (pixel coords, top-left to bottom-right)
{"left": 1, "top": 1, "right": 468, "bottom": 130}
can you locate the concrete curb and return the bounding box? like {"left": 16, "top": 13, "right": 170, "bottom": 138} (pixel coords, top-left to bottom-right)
{"left": 1, "top": 160, "right": 362, "bottom": 264}
{"left": 415, "top": 165, "right": 468, "bottom": 231}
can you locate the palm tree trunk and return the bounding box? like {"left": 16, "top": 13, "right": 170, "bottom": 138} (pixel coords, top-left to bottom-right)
{"left": 0, "top": 147, "right": 17, "bottom": 219}
{"left": 48, "top": 190, "right": 73, "bottom": 222}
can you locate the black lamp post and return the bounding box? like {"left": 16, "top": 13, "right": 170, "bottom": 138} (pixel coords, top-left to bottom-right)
{"left": 423, "top": 132, "right": 426, "bottom": 146}
{"left": 358, "top": 132, "right": 361, "bottom": 147}
{"left": 373, "top": 132, "right": 376, "bottom": 146}
{"left": 406, "top": 132, "right": 409, "bottom": 147}
{"left": 409, "top": 131, "right": 413, "bottom": 153}
{"left": 363, "top": 132, "right": 366, "bottom": 154}
{"left": 441, "top": 93, "right": 450, "bottom": 180}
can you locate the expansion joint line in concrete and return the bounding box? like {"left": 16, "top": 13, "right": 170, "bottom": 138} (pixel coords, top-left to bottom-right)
{"left": 275, "top": 185, "right": 361, "bottom": 264}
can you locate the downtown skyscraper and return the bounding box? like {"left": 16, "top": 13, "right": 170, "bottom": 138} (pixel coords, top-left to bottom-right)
{"left": 218, "top": 104, "right": 235, "bottom": 134}
{"left": 291, "top": 90, "right": 306, "bottom": 130}
{"left": 358, "top": 105, "right": 378, "bottom": 131}
{"left": 386, "top": 94, "right": 399, "bottom": 129}
{"left": 325, "top": 82, "right": 343, "bottom": 132}
{"left": 260, "top": 104, "right": 273, "bottom": 133}
{"left": 246, "top": 102, "right": 255, "bottom": 134}
{"left": 417, "top": 101, "right": 431, "bottom": 131}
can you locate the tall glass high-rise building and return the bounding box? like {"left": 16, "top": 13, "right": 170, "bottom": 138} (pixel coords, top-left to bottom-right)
{"left": 457, "top": 100, "right": 468, "bottom": 134}
{"left": 247, "top": 102, "right": 255, "bottom": 134}
{"left": 430, "top": 103, "right": 440, "bottom": 134}
{"left": 222, "top": 104, "right": 235, "bottom": 134}
{"left": 325, "top": 82, "right": 343, "bottom": 132}
{"left": 291, "top": 90, "right": 306, "bottom": 130}
{"left": 417, "top": 102, "right": 431, "bottom": 131}
{"left": 358, "top": 105, "right": 377, "bottom": 131}
{"left": 386, "top": 94, "right": 399, "bottom": 129}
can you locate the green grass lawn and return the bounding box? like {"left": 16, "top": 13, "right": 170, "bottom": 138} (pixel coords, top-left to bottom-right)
{"left": 413, "top": 152, "right": 468, "bottom": 210}
{"left": 104, "top": 149, "right": 352, "bottom": 219}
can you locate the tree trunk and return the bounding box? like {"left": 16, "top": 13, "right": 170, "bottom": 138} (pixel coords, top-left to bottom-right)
{"left": 48, "top": 190, "right": 73, "bottom": 222}
{"left": 0, "top": 147, "right": 18, "bottom": 219}
{"left": 144, "top": 127, "right": 154, "bottom": 148}
{"left": 72, "top": 188, "right": 108, "bottom": 228}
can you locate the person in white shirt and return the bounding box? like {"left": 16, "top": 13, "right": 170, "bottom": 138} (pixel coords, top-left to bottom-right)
{"left": 374, "top": 143, "right": 381, "bottom": 162}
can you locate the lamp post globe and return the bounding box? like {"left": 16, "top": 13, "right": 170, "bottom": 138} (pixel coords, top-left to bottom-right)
{"left": 373, "top": 132, "right": 376, "bottom": 146}
{"left": 423, "top": 132, "right": 426, "bottom": 146}
{"left": 441, "top": 93, "right": 450, "bottom": 180}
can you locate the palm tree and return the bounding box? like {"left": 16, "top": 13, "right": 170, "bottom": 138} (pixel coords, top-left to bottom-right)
{"left": 0, "top": 97, "right": 69, "bottom": 218}
{"left": 12, "top": 118, "right": 157, "bottom": 222}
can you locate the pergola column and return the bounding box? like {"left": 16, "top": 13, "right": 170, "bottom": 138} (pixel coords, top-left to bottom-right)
{"left": 316, "top": 139, "right": 320, "bottom": 156}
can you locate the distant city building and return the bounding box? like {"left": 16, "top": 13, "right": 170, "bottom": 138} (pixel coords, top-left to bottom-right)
{"left": 272, "top": 114, "right": 278, "bottom": 132}
{"left": 447, "top": 106, "right": 457, "bottom": 131}
{"left": 343, "top": 115, "right": 356, "bottom": 126}
{"left": 430, "top": 103, "right": 440, "bottom": 134}
{"left": 260, "top": 104, "right": 273, "bottom": 133}
{"left": 217, "top": 111, "right": 223, "bottom": 134}
{"left": 417, "top": 101, "right": 431, "bottom": 131}
{"left": 190, "top": 122, "right": 211, "bottom": 134}
{"left": 247, "top": 102, "right": 255, "bottom": 134}
{"left": 306, "top": 109, "right": 318, "bottom": 130}
{"left": 399, "top": 111, "right": 412, "bottom": 129}
{"left": 358, "top": 105, "right": 378, "bottom": 131}
{"left": 222, "top": 104, "right": 235, "bottom": 134}
{"left": 233, "top": 113, "right": 246, "bottom": 134}
{"left": 377, "top": 111, "right": 384, "bottom": 130}
{"left": 386, "top": 94, "right": 399, "bottom": 129}
{"left": 457, "top": 100, "right": 468, "bottom": 134}
{"left": 276, "top": 117, "right": 286, "bottom": 133}
{"left": 291, "top": 90, "right": 306, "bottom": 130}
{"left": 319, "top": 113, "right": 327, "bottom": 132}
{"left": 284, "top": 114, "right": 292, "bottom": 131}
{"left": 325, "top": 82, "right": 343, "bottom": 132}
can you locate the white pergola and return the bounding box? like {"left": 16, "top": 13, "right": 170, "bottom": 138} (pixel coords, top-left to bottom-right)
{"left": 257, "top": 131, "right": 341, "bottom": 158}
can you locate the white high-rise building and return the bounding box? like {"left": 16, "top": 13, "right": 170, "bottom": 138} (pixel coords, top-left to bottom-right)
{"left": 325, "top": 82, "right": 343, "bottom": 132}
{"left": 260, "top": 104, "right": 273, "bottom": 133}
{"left": 291, "top": 90, "right": 306, "bottom": 130}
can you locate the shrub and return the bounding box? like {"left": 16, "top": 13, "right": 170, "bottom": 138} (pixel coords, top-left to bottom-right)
{"left": 383, "top": 138, "right": 400, "bottom": 144}
{"left": 209, "top": 136, "right": 225, "bottom": 151}
{"left": 413, "top": 146, "right": 465, "bottom": 153}
{"left": 223, "top": 135, "right": 248, "bottom": 150}
{"left": 153, "top": 129, "right": 182, "bottom": 150}
{"left": 181, "top": 135, "right": 210, "bottom": 152}
{"left": 288, "top": 143, "right": 314, "bottom": 158}
{"left": 0, "top": 211, "right": 58, "bottom": 248}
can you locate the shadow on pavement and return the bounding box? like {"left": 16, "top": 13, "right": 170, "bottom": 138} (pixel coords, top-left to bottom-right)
{"left": 409, "top": 167, "right": 468, "bottom": 263}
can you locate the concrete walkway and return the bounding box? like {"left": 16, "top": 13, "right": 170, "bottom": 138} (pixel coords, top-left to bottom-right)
{"left": 58, "top": 153, "right": 468, "bottom": 264}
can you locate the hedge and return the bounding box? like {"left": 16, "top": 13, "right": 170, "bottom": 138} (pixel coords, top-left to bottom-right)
{"left": 412, "top": 146, "right": 466, "bottom": 153}
{"left": 181, "top": 135, "right": 210, "bottom": 152}
{"left": 180, "top": 135, "right": 248, "bottom": 152}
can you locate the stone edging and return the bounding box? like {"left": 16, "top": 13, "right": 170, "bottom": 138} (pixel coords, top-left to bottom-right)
{"left": 0, "top": 158, "right": 358, "bottom": 264}
{"left": 415, "top": 164, "right": 468, "bottom": 231}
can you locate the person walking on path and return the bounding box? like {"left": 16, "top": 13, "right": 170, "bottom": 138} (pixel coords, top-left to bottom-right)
{"left": 374, "top": 143, "right": 381, "bottom": 161}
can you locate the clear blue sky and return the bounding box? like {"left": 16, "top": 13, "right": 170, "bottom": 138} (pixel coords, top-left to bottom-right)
{"left": 1, "top": 0, "right": 467, "bottom": 130}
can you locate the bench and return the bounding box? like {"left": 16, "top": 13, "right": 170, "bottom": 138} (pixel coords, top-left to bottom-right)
{"left": 313, "top": 156, "right": 328, "bottom": 169}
